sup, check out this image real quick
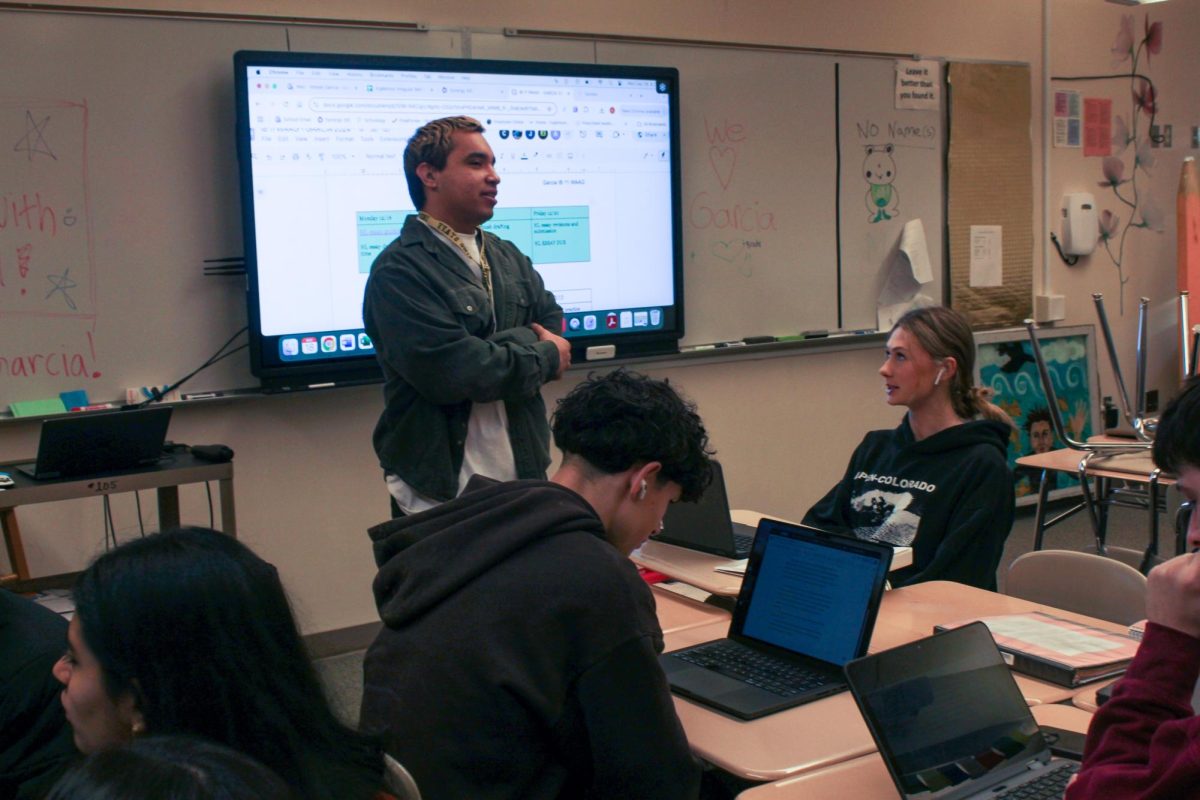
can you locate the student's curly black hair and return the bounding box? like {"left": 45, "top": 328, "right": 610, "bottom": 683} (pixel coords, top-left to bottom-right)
{"left": 551, "top": 369, "right": 714, "bottom": 501}
{"left": 1154, "top": 375, "right": 1200, "bottom": 473}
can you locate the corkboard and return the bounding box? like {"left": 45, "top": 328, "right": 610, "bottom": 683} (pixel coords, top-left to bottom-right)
{"left": 947, "top": 62, "right": 1033, "bottom": 329}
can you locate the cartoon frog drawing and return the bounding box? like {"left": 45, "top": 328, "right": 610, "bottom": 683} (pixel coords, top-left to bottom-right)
{"left": 864, "top": 144, "right": 899, "bottom": 223}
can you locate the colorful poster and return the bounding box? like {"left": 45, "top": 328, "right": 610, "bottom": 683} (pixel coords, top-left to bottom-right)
{"left": 977, "top": 329, "right": 1096, "bottom": 503}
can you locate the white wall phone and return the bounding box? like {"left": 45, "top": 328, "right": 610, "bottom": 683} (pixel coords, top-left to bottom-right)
{"left": 1061, "top": 192, "right": 1099, "bottom": 256}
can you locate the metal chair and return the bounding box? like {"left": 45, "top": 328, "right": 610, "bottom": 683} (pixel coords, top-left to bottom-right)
{"left": 383, "top": 754, "right": 422, "bottom": 800}
{"left": 1024, "top": 297, "right": 1171, "bottom": 571}
{"left": 1005, "top": 549, "right": 1147, "bottom": 626}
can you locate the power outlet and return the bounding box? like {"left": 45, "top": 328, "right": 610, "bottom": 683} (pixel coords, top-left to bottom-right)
{"left": 1146, "top": 389, "right": 1159, "bottom": 413}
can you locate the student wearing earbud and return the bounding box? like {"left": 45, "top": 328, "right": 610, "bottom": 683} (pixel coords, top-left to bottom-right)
{"left": 361, "top": 370, "right": 714, "bottom": 799}
{"left": 803, "top": 305, "right": 1016, "bottom": 590}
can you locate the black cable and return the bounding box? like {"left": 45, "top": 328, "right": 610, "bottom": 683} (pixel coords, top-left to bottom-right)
{"left": 134, "top": 491, "right": 145, "bottom": 537}
{"left": 1049, "top": 232, "right": 1080, "bottom": 266}
{"left": 103, "top": 495, "right": 117, "bottom": 550}
{"left": 205, "top": 482, "right": 215, "bottom": 529}
{"left": 132, "top": 327, "right": 249, "bottom": 408}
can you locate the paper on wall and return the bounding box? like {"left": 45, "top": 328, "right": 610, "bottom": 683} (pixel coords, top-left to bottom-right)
{"left": 877, "top": 218, "right": 935, "bottom": 330}
{"left": 969, "top": 225, "right": 1003, "bottom": 287}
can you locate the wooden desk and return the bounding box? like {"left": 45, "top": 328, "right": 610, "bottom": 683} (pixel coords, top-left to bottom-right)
{"left": 1072, "top": 679, "right": 1116, "bottom": 714}
{"left": 651, "top": 584, "right": 731, "bottom": 635}
{"left": 1016, "top": 446, "right": 1176, "bottom": 570}
{"left": 664, "top": 581, "right": 1121, "bottom": 782}
{"left": 633, "top": 510, "right": 914, "bottom": 597}
{"left": 734, "top": 704, "right": 1094, "bottom": 799}
{"left": 0, "top": 453, "right": 236, "bottom": 586}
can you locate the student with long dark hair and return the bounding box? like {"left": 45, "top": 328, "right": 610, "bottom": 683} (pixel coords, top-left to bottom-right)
{"left": 804, "top": 305, "right": 1016, "bottom": 589}
{"left": 53, "top": 527, "right": 385, "bottom": 800}
{"left": 46, "top": 735, "right": 294, "bottom": 800}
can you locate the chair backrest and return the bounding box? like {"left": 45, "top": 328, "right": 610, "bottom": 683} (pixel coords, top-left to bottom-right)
{"left": 1005, "top": 549, "right": 1147, "bottom": 626}
{"left": 383, "top": 754, "right": 422, "bottom": 800}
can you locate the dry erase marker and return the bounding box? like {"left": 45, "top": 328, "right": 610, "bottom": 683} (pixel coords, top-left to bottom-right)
{"left": 71, "top": 403, "right": 116, "bottom": 412}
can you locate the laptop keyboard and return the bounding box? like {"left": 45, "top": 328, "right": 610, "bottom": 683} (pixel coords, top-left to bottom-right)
{"left": 676, "top": 641, "right": 833, "bottom": 697}
{"left": 733, "top": 532, "right": 754, "bottom": 557}
{"left": 993, "top": 761, "right": 1079, "bottom": 799}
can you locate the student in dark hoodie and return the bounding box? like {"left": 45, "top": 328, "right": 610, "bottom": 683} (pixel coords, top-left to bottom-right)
{"left": 360, "top": 369, "right": 713, "bottom": 800}
{"left": 803, "top": 305, "right": 1015, "bottom": 589}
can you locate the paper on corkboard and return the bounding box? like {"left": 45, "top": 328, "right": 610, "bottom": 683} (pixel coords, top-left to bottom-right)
{"left": 947, "top": 62, "right": 1033, "bottom": 329}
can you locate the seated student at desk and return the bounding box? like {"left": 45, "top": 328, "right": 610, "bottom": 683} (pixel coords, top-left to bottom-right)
{"left": 1067, "top": 376, "right": 1200, "bottom": 799}
{"left": 46, "top": 735, "right": 293, "bottom": 800}
{"left": 803, "top": 305, "right": 1015, "bottom": 589}
{"left": 360, "top": 370, "right": 714, "bottom": 800}
{"left": 53, "top": 527, "right": 387, "bottom": 800}
{"left": 1, "top": 591, "right": 77, "bottom": 799}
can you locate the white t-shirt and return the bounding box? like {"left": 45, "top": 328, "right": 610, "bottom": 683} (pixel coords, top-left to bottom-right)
{"left": 386, "top": 221, "right": 517, "bottom": 514}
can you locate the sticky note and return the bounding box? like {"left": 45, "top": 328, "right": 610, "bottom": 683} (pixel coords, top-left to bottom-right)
{"left": 59, "top": 390, "right": 89, "bottom": 409}
{"left": 10, "top": 398, "right": 68, "bottom": 417}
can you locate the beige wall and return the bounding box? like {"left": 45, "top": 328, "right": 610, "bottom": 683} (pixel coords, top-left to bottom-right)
{"left": 3, "top": 0, "right": 1195, "bottom": 635}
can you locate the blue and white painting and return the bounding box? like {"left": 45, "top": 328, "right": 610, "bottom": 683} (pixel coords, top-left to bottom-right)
{"left": 977, "top": 333, "right": 1094, "bottom": 502}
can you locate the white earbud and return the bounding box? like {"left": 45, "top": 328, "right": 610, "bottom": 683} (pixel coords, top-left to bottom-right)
{"left": 637, "top": 480, "right": 648, "bottom": 500}
{"left": 934, "top": 367, "right": 946, "bottom": 386}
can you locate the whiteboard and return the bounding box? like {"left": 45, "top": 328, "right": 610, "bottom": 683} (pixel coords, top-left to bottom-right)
{"left": 482, "top": 32, "right": 945, "bottom": 344}
{"left": 0, "top": 10, "right": 456, "bottom": 406}
{"left": 1, "top": 12, "right": 944, "bottom": 407}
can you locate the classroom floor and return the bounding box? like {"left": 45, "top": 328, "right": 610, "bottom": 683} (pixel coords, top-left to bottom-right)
{"left": 313, "top": 495, "right": 1175, "bottom": 729}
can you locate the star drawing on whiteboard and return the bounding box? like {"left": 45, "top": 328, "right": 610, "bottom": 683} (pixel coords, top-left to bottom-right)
{"left": 46, "top": 268, "right": 78, "bottom": 310}
{"left": 14, "top": 110, "right": 57, "bottom": 161}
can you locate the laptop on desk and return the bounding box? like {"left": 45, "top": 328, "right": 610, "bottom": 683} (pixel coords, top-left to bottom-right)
{"left": 14, "top": 406, "right": 173, "bottom": 481}
{"left": 659, "top": 517, "right": 893, "bottom": 720}
{"left": 651, "top": 460, "right": 757, "bottom": 558}
{"left": 845, "top": 622, "right": 1080, "bottom": 800}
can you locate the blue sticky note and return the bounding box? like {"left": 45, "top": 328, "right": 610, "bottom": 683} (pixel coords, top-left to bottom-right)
{"left": 60, "top": 390, "right": 89, "bottom": 410}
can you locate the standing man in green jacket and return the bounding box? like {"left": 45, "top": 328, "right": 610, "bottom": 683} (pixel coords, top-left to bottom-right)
{"left": 364, "top": 116, "right": 571, "bottom": 515}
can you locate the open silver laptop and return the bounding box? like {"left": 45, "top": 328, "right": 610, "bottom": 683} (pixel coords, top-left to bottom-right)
{"left": 660, "top": 518, "right": 893, "bottom": 720}
{"left": 845, "top": 622, "right": 1079, "bottom": 799}
{"left": 14, "top": 407, "right": 172, "bottom": 481}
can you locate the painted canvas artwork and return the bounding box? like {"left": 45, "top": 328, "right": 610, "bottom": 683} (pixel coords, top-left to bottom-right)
{"left": 976, "top": 327, "right": 1098, "bottom": 504}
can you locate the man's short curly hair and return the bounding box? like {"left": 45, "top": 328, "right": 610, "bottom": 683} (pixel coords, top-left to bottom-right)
{"left": 551, "top": 369, "right": 714, "bottom": 502}
{"left": 1154, "top": 375, "right": 1200, "bottom": 473}
{"left": 403, "top": 116, "right": 485, "bottom": 209}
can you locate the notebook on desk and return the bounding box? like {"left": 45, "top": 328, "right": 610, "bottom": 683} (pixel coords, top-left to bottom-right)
{"left": 651, "top": 460, "right": 757, "bottom": 558}
{"left": 14, "top": 406, "right": 173, "bottom": 481}
{"left": 845, "top": 622, "right": 1080, "bottom": 800}
{"left": 659, "top": 517, "right": 893, "bottom": 720}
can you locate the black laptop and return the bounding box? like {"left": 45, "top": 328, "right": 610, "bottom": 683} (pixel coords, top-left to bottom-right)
{"left": 14, "top": 407, "right": 173, "bottom": 480}
{"left": 651, "top": 460, "right": 757, "bottom": 558}
{"left": 844, "top": 622, "right": 1080, "bottom": 799}
{"left": 659, "top": 517, "right": 893, "bottom": 720}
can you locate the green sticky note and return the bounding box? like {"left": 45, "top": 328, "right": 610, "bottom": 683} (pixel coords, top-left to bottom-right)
{"left": 9, "top": 398, "right": 68, "bottom": 417}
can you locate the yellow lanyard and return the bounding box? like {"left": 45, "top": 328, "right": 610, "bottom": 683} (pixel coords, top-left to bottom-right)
{"left": 419, "top": 211, "right": 493, "bottom": 308}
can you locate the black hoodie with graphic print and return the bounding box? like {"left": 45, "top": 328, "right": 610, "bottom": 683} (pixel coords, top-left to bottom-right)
{"left": 804, "top": 416, "right": 1014, "bottom": 590}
